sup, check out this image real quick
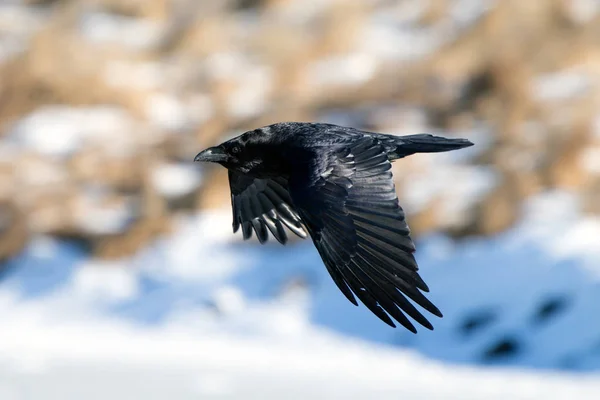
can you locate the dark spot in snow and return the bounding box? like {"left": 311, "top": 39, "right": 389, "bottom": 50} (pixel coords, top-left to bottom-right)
{"left": 482, "top": 336, "right": 521, "bottom": 361}
{"left": 532, "top": 295, "right": 570, "bottom": 325}
{"left": 459, "top": 309, "right": 497, "bottom": 336}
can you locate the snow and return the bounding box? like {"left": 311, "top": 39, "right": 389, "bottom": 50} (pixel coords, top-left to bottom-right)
{"left": 9, "top": 106, "right": 139, "bottom": 158}
{"left": 144, "top": 93, "right": 215, "bottom": 133}
{"left": 79, "top": 11, "right": 165, "bottom": 51}
{"left": 144, "top": 93, "right": 189, "bottom": 132}
{"left": 226, "top": 64, "right": 273, "bottom": 120}
{"left": 308, "top": 53, "right": 378, "bottom": 87}
{"left": 1, "top": 188, "right": 600, "bottom": 398}
{"left": 533, "top": 70, "right": 593, "bottom": 101}
{"left": 202, "top": 52, "right": 274, "bottom": 119}
{"left": 0, "top": 1, "right": 49, "bottom": 63}
{"left": 564, "top": 0, "right": 600, "bottom": 24}
{"left": 265, "top": 0, "right": 339, "bottom": 25}
{"left": 580, "top": 145, "right": 600, "bottom": 174}
{"left": 449, "top": 0, "right": 498, "bottom": 29}
{"left": 71, "top": 261, "right": 140, "bottom": 303}
{"left": 361, "top": 0, "right": 497, "bottom": 61}
{"left": 73, "top": 188, "right": 136, "bottom": 235}
{"left": 398, "top": 134, "right": 499, "bottom": 218}
{"left": 361, "top": 21, "right": 444, "bottom": 61}
{"left": 1, "top": 324, "right": 599, "bottom": 400}
{"left": 401, "top": 163, "right": 498, "bottom": 219}
{"left": 151, "top": 162, "right": 203, "bottom": 199}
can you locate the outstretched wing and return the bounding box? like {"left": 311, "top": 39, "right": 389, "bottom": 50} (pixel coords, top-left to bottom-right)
{"left": 228, "top": 170, "right": 307, "bottom": 244}
{"left": 289, "top": 137, "right": 442, "bottom": 332}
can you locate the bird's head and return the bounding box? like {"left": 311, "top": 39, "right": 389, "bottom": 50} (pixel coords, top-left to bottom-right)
{"left": 194, "top": 126, "right": 285, "bottom": 177}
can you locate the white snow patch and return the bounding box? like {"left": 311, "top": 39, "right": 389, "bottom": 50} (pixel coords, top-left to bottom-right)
{"left": 28, "top": 235, "right": 61, "bottom": 260}
{"left": 72, "top": 261, "right": 140, "bottom": 303}
{"left": 149, "top": 213, "right": 243, "bottom": 282}
{"left": 73, "top": 187, "right": 135, "bottom": 235}
{"left": 564, "top": 0, "right": 600, "bottom": 24}
{"left": 308, "top": 53, "right": 378, "bottom": 87}
{"left": 449, "top": 0, "right": 498, "bottom": 30}
{"left": 360, "top": 0, "right": 496, "bottom": 62}
{"left": 151, "top": 162, "right": 202, "bottom": 199}
{"left": 360, "top": 22, "right": 444, "bottom": 61}
{"left": 580, "top": 145, "right": 600, "bottom": 174}
{"left": 79, "top": 11, "right": 165, "bottom": 50}
{"left": 212, "top": 286, "right": 246, "bottom": 315}
{"left": 0, "top": 322, "right": 598, "bottom": 400}
{"left": 145, "top": 93, "right": 188, "bottom": 132}
{"left": 0, "top": 2, "right": 49, "bottom": 62}
{"left": 9, "top": 106, "right": 139, "bottom": 158}
{"left": 204, "top": 52, "right": 247, "bottom": 81}
{"left": 401, "top": 164, "right": 498, "bottom": 216}
{"left": 368, "top": 106, "right": 429, "bottom": 135}
{"left": 533, "top": 70, "right": 593, "bottom": 101}
{"left": 264, "top": 0, "right": 338, "bottom": 25}
{"left": 203, "top": 53, "right": 273, "bottom": 119}
{"left": 227, "top": 64, "right": 273, "bottom": 120}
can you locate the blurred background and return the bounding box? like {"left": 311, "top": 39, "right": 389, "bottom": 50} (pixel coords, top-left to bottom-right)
{"left": 1, "top": 0, "right": 600, "bottom": 398}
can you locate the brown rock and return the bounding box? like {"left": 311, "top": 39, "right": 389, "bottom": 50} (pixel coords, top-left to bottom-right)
{"left": 0, "top": 202, "right": 29, "bottom": 263}
{"left": 196, "top": 168, "right": 230, "bottom": 211}
{"left": 473, "top": 180, "right": 520, "bottom": 236}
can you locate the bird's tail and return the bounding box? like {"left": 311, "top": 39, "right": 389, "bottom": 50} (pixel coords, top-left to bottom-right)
{"left": 384, "top": 134, "right": 474, "bottom": 160}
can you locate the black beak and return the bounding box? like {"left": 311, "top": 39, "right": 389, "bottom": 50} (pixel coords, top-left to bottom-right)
{"left": 194, "top": 146, "right": 228, "bottom": 163}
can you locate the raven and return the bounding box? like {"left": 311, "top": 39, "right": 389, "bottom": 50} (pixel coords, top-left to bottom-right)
{"left": 194, "top": 122, "right": 473, "bottom": 332}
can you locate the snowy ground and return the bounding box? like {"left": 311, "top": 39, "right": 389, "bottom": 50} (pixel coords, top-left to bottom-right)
{"left": 1, "top": 327, "right": 599, "bottom": 400}
{"left": 1, "top": 190, "right": 600, "bottom": 399}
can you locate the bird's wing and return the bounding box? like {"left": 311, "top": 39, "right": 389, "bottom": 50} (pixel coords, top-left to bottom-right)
{"left": 228, "top": 170, "right": 308, "bottom": 244}
{"left": 289, "top": 137, "right": 442, "bottom": 332}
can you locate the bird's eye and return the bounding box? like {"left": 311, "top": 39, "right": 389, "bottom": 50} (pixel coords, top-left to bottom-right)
{"left": 231, "top": 146, "right": 241, "bottom": 154}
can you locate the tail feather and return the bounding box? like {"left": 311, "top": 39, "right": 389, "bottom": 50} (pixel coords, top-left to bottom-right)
{"left": 382, "top": 134, "right": 474, "bottom": 160}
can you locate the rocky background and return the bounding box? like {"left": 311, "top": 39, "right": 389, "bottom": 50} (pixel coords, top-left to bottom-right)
{"left": 1, "top": 0, "right": 599, "bottom": 262}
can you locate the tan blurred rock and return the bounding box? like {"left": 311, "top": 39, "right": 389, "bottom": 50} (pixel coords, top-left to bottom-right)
{"left": 194, "top": 117, "right": 228, "bottom": 148}
{"left": 419, "top": 0, "right": 448, "bottom": 26}
{"left": 197, "top": 168, "right": 231, "bottom": 211}
{"left": 546, "top": 127, "right": 591, "bottom": 189}
{"left": 408, "top": 198, "right": 444, "bottom": 238}
{"left": 93, "top": 214, "right": 172, "bottom": 259}
{"left": 510, "top": 170, "right": 544, "bottom": 199}
{"left": 316, "top": 1, "right": 367, "bottom": 55}
{"left": 473, "top": 180, "right": 520, "bottom": 236}
{"left": 0, "top": 202, "right": 29, "bottom": 263}
{"left": 174, "top": 15, "right": 233, "bottom": 56}
{"left": 0, "top": 160, "right": 16, "bottom": 201}
{"left": 27, "top": 189, "right": 77, "bottom": 234}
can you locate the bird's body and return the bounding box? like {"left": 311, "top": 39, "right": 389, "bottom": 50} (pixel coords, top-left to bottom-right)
{"left": 195, "top": 122, "right": 473, "bottom": 332}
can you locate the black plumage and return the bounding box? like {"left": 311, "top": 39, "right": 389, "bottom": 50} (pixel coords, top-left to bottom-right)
{"left": 194, "top": 122, "right": 473, "bottom": 332}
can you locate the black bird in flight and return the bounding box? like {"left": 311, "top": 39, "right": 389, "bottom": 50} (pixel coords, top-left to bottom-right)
{"left": 194, "top": 122, "right": 473, "bottom": 332}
